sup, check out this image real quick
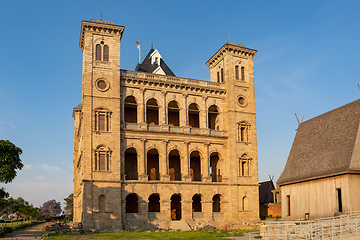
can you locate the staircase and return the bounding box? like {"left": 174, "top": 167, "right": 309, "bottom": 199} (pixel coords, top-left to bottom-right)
{"left": 170, "top": 221, "right": 191, "bottom": 231}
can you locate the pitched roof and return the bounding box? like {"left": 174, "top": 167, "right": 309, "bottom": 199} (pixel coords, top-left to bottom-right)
{"left": 135, "top": 48, "right": 175, "bottom": 76}
{"left": 278, "top": 99, "right": 360, "bottom": 186}
{"left": 259, "top": 180, "right": 275, "bottom": 204}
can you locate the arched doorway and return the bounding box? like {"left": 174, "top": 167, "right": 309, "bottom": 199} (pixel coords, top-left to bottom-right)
{"left": 124, "top": 148, "right": 137, "bottom": 180}
{"left": 147, "top": 149, "right": 159, "bottom": 181}
{"left": 171, "top": 194, "right": 181, "bottom": 220}
{"left": 169, "top": 149, "right": 181, "bottom": 181}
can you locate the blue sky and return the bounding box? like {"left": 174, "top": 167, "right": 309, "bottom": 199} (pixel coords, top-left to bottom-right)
{"left": 1, "top": 0, "right": 360, "bottom": 208}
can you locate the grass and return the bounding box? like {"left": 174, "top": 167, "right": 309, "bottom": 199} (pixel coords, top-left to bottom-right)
{"left": 45, "top": 229, "right": 256, "bottom": 240}
{"left": 0, "top": 220, "right": 32, "bottom": 228}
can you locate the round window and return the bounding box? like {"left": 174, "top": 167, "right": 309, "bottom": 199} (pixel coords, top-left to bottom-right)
{"left": 95, "top": 79, "right": 110, "bottom": 92}
{"left": 238, "top": 96, "right": 248, "bottom": 107}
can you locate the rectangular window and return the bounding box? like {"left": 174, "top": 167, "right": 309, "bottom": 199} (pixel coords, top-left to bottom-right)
{"left": 287, "top": 195, "right": 291, "bottom": 216}
{"left": 99, "top": 115, "right": 105, "bottom": 131}
{"left": 99, "top": 152, "right": 106, "bottom": 171}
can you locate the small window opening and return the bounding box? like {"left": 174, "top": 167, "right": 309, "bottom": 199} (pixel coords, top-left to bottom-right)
{"left": 125, "top": 148, "right": 138, "bottom": 180}
{"left": 235, "top": 65, "right": 239, "bottom": 80}
{"left": 168, "top": 100, "right": 180, "bottom": 126}
{"left": 212, "top": 194, "right": 221, "bottom": 212}
{"left": 124, "top": 96, "right": 137, "bottom": 123}
{"left": 337, "top": 188, "right": 343, "bottom": 212}
{"left": 239, "top": 154, "right": 251, "bottom": 176}
{"left": 210, "top": 152, "right": 221, "bottom": 182}
{"left": 103, "top": 45, "right": 109, "bottom": 61}
{"left": 148, "top": 194, "right": 160, "bottom": 212}
{"left": 241, "top": 66, "right": 245, "bottom": 81}
{"left": 96, "top": 44, "right": 102, "bottom": 61}
{"left": 126, "top": 193, "right": 138, "bottom": 213}
{"left": 169, "top": 149, "right": 181, "bottom": 181}
{"left": 208, "top": 105, "right": 220, "bottom": 130}
{"left": 190, "top": 151, "right": 201, "bottom": 181}
{"left": 146, "top": 98, "right": 159, "bottom": 125}
{"left": 99, "top": 195, "right": 106, "bottom": 212}
{"left": 192, "top": 194, "right": 202, "bottom": 212}
{"left": 171, "top": 194, "right": 182, "bottom": 220}
{"left": 188, "top": 103, "right": 200, "bottom": 128}
{"left": 147, "top": 149, "right": 160, "bottom": 181}
{"left": 287, "top": 195, "right": 291, "bottom": 216}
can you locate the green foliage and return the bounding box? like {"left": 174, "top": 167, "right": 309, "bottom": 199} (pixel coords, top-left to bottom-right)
{"left": 64, "top": 193, "right": 73, "bottom": 218}
{"left": 41, "top": 199, "right": 62, "bottom": 218}
{"left": 0, "top": 140, "right": 23, "bottom": 183}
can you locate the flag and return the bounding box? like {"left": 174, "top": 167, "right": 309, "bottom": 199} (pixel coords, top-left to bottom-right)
{"left": 135, "top": 41, "right": 140, "bottom": 49}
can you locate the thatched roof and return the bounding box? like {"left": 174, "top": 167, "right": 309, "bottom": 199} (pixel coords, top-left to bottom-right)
{"left": 277, "top": 99, "right": 360, "bottom": 186}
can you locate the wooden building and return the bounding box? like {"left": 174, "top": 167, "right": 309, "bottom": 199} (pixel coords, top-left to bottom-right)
{"left": 277, "top": 99, "right": 360, "bottom": 219}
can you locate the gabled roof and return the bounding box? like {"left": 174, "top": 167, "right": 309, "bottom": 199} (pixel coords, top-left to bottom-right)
{"left": 278, "top": 99, "right": 360, "bottom": 186}
{"left": 135, "top": 48, "right": 175, "bottom": 76}
{"left": 259, "top": 180, "right": 275, "bottom": 204}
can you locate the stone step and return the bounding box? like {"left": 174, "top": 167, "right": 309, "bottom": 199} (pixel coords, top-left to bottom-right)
{"left": 170, "top": 221, "right": 191, "bottom": 231}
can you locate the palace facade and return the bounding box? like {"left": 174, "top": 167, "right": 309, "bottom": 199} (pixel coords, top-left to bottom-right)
{"left": 73, "top": 19, "right": 259, "bottom": 230}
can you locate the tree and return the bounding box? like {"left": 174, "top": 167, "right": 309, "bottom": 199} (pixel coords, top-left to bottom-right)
{"left": 64, "top": 193, "right": 73, "bottom": 218}
{"left": 0, "top": 140, "right": 24, "bottom": 183}
{"left": 41, "top": 199, "right": 62, "bottom": 218}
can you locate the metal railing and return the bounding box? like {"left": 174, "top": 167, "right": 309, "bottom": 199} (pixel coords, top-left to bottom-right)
{"left": 261, "top": 211, "right": 360, "bottom": 239}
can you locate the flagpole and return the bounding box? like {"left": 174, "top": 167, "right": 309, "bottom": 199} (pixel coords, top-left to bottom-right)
{"left": 139, "top": 43, "right": 141, "bottom": 64}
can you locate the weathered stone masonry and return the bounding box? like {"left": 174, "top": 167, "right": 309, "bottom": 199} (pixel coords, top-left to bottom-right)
{"left": 73, "top": 19, "right": 259, "bottom": 230}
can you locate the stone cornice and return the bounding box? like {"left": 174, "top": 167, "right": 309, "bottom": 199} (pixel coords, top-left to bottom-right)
{"left": 120, "top": 70, "right": 226, "bottom": 95}
{"left": 80, "top": 20, "right": 125, "bottom": 49}
{"left": 206, "top": 41, "right": 257, "bottom": 67}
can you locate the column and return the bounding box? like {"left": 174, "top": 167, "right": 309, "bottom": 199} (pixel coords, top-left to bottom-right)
{"left": 182, "top": 141, "right": 190, "bottom": 182}
{"left": 203, "top": 142, "right": 211, "bottom": 182}
{"left": 138, "top": 139, "right": 147, "bottom": 181}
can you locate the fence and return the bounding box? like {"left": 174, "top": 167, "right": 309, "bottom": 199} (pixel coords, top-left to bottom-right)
{"left": 258, "top": 211, "right": 360, "bottom": 239}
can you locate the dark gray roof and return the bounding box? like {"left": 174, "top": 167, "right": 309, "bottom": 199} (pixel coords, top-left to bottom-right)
{"left": 135, "top": 48, "right": 175, "bottom": 76}
{"left": 259, "top": 180, "right": 275, "bottom": 204}
{"left": 278, "top": 99, "right": 360, "bottom": 186}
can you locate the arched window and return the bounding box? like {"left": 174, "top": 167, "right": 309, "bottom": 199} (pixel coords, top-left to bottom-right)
{"left": 124, "top": 96, "right": 137, "bottom": 123}
{"left": 190, "top": 151, "right": 201, "bottom": 181}
{"left": 210, "top": 152, "right": 221, "bottom": 182}
{"left": 220, "top": 68, "right": 224, "bottom": 82}
{"left": 169, "top": 149, "right": 181, "bottom": 181}
{"left": 242, "top": 196, "right": 248, "bottom": 211}
{"left": 238, "top": 122, "right": 250, "bottom": 142}
{"left": 168, "top": 101, "right": 180, "bottom": 126}
{"left": 171, "top": 194, "right": 181, "bottom": 220}
{"left": 146, "top": 98, "right": 159, "bottom": 125}
{"left": 212, "top": 194, "right": 221, "bottom": 212}
{"left": 239, "top": 154, "right": 251, "bottom": 176}
{"left": 103, "top": 45, "right": 109, "bottom": 61}
{"left": 217, "top": 71, "right": 220, "bottom": 83}
{"left": 125, "top": 148, "right": 138, "bottom": 180}
{"left": 235, "top": 65, "right": 239, "bottom": 80}
{"left": 94, "top": 145, "right": 111, "bottom": 171}
{"left": 95, "top": 44, "right": 102, "bottom": 61}
{"left": 241, "top": 66, "right": 245, "bottom": 81}
{"left": 208, "top": 105, "right": 220, "bottom": 130}
{"left": 148, "top": 194, "right": 160, "bottom": 212}
{"left": 94, "top": 108, "right": 111, "bottom": 132}
{"left": 188, "top": 103, "right": 200, "bottom": 128}
{"left": 147, "top": 149, "right": 159, "bottom": 181}
{"left": 99, "top": 195, "right": 106, "bottom": 212}
{"left": 126, "top": 193, "right": 138, "bottom": 213}
{"left": 192, "top": 194, "right": 202, "bottom": 212}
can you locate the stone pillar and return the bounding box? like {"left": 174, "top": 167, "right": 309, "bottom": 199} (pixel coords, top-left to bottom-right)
{"left": 203, "top": 200, "right": 213, "bottom": 220}
{"left": 139, "top": 88, "right": 145, "bottom": 123}
{"left": 203, "top": 142, "right": 211, "bottom": 182}
{"left": 160, "top": 140, "right": 169, "bottom": 181}
{"left": 139, "top": 139, "right": 147, "bottom": 181}
{"left": 182, "top": 200, "right": 192, "bottom": 221}
{"left": 200, "top": 96, "right": 207, "bottom": 129}
{"left": 161, "top": 199, "right": 171, "bottom": 222}
{"left": 161, "top": 91, "right": 167, "bottom": 125}
{"left": 182, "top": 141, "right": 191, "bottom": 182}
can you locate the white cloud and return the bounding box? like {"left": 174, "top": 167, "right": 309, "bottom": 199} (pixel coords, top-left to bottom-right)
{"left": 10, "top": 124, "right": 15, "bottom": 129}
{"left": 23, "top": 164, "right": 32, "bottom": 170}
{"left": 42, "top": 164, "right": 60, "bottom": 171}
{"left": 35, "top": 176, "right": 46, "bottom": 181}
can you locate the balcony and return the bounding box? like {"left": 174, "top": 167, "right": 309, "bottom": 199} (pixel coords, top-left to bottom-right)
{"left": 122, "top": 122, "right": 226, "bottom": 138}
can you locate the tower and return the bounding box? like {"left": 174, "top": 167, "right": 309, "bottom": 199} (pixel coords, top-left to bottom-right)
{"left": 206, "top": 42, "right": 259, "bottom": 221}
{"left": 73, "top": 19, "right": 125, "bottom": 230}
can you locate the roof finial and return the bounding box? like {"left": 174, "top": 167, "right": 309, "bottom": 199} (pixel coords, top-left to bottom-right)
{"left": 100, "top": 11, "right": 103, "bottom": 21}
{"left": 151, "top": 38, "right": 153, "bottom": 49}
{"left": 229, "top": 34, "right": 231, "bottom": 42}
